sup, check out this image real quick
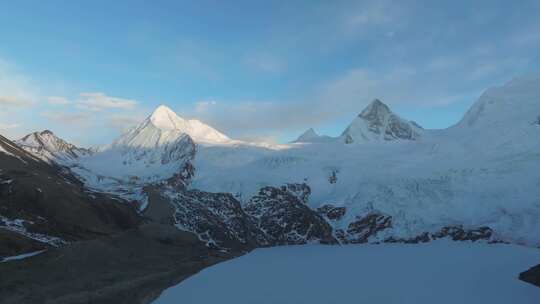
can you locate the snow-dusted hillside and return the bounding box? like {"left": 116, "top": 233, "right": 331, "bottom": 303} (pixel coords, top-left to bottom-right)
{"left": 16, "top": 130, "right": 91, "bottom": 164}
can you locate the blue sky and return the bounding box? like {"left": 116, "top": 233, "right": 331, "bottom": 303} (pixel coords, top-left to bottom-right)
{"left": 0, "top": 0, "right": 539, "bottom": 145}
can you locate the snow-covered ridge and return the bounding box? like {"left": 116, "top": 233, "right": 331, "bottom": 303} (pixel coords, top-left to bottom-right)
{"left": 14, "top": 76, "right": 540, "bottom": 246}
{"left": 191, "top": 77, "right": 540, "bottom": 245}
{"left": 16, "top": 130, "right": 91, "bottom": 164}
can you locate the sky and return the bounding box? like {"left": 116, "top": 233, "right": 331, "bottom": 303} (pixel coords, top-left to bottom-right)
{"left": 0, "top": 0, "right": 539, "bottom": 146}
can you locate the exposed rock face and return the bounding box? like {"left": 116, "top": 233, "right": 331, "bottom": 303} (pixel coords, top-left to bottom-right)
{"left": 280, "top": 183, "right": 311, "bottom": 205}
{"left": 166, "top": 160, "right": 195, "bottom": 189}
{"left": 337, "top": 212, "right": 393, "bottom": 244}
{"left": 384, "top": 225, "right": 494, "bottom": 244}
{"left": 149, "top": 183, "right": 336, "bottom": 249}
{"left": 245, "top": 185, "right": 337, "bottom": 245}
{"left": 16, "top": 130, "right": 91, "bottom": 164}
{"left": 0, "top": 134, "right": 141, "bottom": 257}
{"left": 165, "top": 189, "right": 262, "bottom": 250}
{"left": 433, "top": 226, "right": 493, "bottom": 241}
{"left": 317, "top": 204, "right": 346, "bottom": 221}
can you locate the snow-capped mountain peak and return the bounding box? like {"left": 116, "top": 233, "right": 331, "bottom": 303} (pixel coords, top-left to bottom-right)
{"left": 293, "top": 128, "right": 334, "bottom": 143}
{"left": 294, "top": 128, "right": 319, "bottom": 142}
{"left": 340, "top": 99, "right": 422, "bottom": 143}
{"left": 149, "top": 105, "right": 185, "bottom": 130}
{"left": 359, "top": 99, "right": 391, "bottom": 121}
{"left": 16, "top": 130, "right": 91, "bottom": 164}
{"left": 115, "top": 105, "right": 230, "bottom": 149}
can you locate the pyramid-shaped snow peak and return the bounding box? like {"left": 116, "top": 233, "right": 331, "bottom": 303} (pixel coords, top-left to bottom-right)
{"left": 113, "top": 105, "right": 230, "bottom": 149}
{"left": 294, "top": 128, "right": 318, "bottom": 142}
{"left": 341, "top": 99, "right": 422, "bottom": 144}
{"left": 293, "top": 128, "right": 334, "bottom": 143}
{"left": 149, "top": 105, "right": 185, "bottom": 130}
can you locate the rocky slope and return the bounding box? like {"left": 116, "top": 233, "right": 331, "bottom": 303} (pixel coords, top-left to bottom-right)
{"left": 0, "top": 223, "right": 235, "bottom": 304}
{"left": 0, "top": 134, "right": 140, "bottom": 258}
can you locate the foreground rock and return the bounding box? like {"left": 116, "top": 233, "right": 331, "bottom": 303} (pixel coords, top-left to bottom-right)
{"left": 0, "top": 224, "right": 236, "bottom": 304}
{"left": 520, "top": 264, "right": 540, "bottom": 288}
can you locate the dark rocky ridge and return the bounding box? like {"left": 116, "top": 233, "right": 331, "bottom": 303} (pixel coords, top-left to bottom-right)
{"left": 520, "top": 264, "right": 540, "bottom": 288}
{"left": 245, "top": 185, "right": 337, "bottom": 245}
{"left": 146, "top": 183, "right": 337, "bottom": 249}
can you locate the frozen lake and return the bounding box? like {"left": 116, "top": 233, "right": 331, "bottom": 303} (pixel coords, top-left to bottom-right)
{"left": 154, "top": 241, "right": 540, "bottom": 304}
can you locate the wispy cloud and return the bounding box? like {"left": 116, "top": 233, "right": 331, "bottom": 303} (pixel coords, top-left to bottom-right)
{"left": 106, "top": 113, "right": 146, "bottom": 132}
{"left": 76, "top": 92, "right": 137, "bottom": 111}
{"left": 194, "top": 100, "right": 217, "bottom": 112}
{"left": 245, "top": 52, "right": 285, "bottom": 73}
{"left": 0, "top": 58, "right": 37, "bottom": 108}
{"left": 41, "top": 111, "right": 92, "bottom": 125}
{"left": 0, "top": 96, "right": 31, "bottom": 107}
{"left": 0, "top": 123, "right": 19, "bottom": 130}
{"left": 47, "top": 96, "right": 70, "bottom": 105}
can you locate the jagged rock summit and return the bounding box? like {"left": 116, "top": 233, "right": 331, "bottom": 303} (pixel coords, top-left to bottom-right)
{"left": 16, "top": 130, "right": 91, "bottom": 164}
{"left": 340, "top": 99, "right": 422, "bottom": 143}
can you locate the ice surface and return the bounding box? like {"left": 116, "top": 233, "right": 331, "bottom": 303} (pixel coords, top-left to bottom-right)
{"left": 153, "top": 242, "right": 540, "bottom": 304}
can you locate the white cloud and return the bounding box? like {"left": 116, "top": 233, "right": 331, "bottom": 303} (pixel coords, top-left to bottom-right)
{"left": 0, "top": 123, "right": 19, "bottom": 130}
{"left": 194, "top": 100, "right": 217, "bottom": 112}
{"left": 0, "top": 95, "right": 31, "bottom": 107}
{"left": 47, "top": 96, "right": 70, "bottom": 105}
{"left": 245, "top": 52, "right": 285, "bottom": 73}
{"left": 107, "top": 113, "right": 146, "bottom": 132}
{"left": 0, "top": 58, "right": 37, "bottom": 108}
{"left": 77, "top": 92, "right": 137, "bottom": 111}
{"left": 41, "top": 111, "right": 92, "bottom": 125}
{"left": 343, "top": 0, "right": 407, "bottom": 36}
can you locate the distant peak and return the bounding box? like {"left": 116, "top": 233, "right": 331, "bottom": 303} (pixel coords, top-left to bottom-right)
{"left": 40, "top": 130, "right": 54, "bottom": 136}
{"left": 294, "top": 128, "right": 321, "bottom": 142}
{"left": 359, "top": 99, "right": 391, "bottom": 118}
{"left": 302, "top": 128, "right": 317, "bottom": 136}
{"left": 151, "top": 105, "right": 177, "bottom": 118}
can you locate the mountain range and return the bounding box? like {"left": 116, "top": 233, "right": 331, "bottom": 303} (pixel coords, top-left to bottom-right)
{"left": 1, "top": 75, "right": 540, "bottom": 301}
{"left": 6, "top": 75, "right": 540, "bottom": 247}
